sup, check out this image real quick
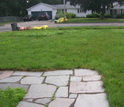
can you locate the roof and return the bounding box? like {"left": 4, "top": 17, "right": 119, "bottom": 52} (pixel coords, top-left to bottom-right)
{"left": 52, "top": 2, "right": 80, "bottom": 9}
{"left": 111, "top": 3, "right": 124, "bottom": 9}
{"left": 27, "top": 2, "right": 80, "bottom": 11}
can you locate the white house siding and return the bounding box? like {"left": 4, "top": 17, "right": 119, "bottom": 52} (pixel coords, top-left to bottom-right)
{"left": 67, "top": 9, "right": 91, "bottom": 17}
{"left": 52, "top": 9, "right": 57, "bottom": 19}
{"left": 67, "top": 9, "right": 78, "bottom": 14}
{"left": 77, "top": 11, "right": 92, "bottom": 17}
{"left": 28, "top": 10, "right": 32, "bottom": 15}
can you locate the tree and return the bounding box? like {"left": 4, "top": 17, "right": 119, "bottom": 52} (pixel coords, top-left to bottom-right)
{"left": 42, "top": 0, "right": 62, "bottom": 4}
{"left": 69, "top": 0, "right": 124, "bottom": 18}
{"left": 0, "top": 0, "right": 63, "bottom": 17}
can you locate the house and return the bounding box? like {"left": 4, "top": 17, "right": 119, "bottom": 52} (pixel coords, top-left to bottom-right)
{"left": 27, "top": 2, "right": 91, "bottom": 19}
{"left": 106, "top": 2, "right": 124, "bottom": 17}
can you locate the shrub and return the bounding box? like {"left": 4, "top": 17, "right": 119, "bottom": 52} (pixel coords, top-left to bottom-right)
{"left": 55, "top": 14, "right": 64, "bottom": 19}
{"left": 116, "top": 14, "right": 123, "bottom": 18}
{"left": 86, "top": 13, "right": 100, "bottom": 18}
{"left": 104, "top": 14, "right": 111, "bottom": 18}
{"left": 55, "top": 10, "right": 64, "bottom": 19}
{"left": 86, "top": 14, "right": 95, "bottom": 18}
{"left": 66, "top": 12, "right": 76, "bottom": 19}
{"left": 121, "top": 13, "right": 124, "bottom": 17}
{"left": 71, "top": 13, "right": 76, "bottom": 18}
{"left": 93, "top": 13, "right": 100, "bottom": 18}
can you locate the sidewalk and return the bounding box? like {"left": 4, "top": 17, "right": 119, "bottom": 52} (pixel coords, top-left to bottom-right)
{"left": 0, "top": 69, "right": 109, "bottom": 107}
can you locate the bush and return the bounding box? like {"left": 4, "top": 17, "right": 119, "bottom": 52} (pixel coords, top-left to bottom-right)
{"left": 93, "top": 13, "right": 100, "bottom": 18}
{"left": 104, "top": 14, "right": 111, "bottom": 18}
{"left": 66, "top": 12, "right": 76, "bottom": 19}
{"left": 121, "top": 13, "right": 124, "bottom": 17}
{"left": 55, "top": 10, "right": 64, "bottom": 19}
{"left": 116, "top": 14, "right": 123, "bottom": 18}
{"left": 55, "top": 14, "right": 64, "bottom": 19}
{"left": 86, "top": 14, "right": 95, "bottom": 18}
{"left": 86, "top": 13, "right": 100, "bottom": 18}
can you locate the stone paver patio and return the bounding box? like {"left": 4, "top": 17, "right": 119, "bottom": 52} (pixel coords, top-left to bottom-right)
{"left": 0, "top": 69, "right": 109, "bottom": 107}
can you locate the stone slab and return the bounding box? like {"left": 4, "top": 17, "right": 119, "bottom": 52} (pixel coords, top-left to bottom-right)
{"left": 0, "top": 71, "right": 4, "bottom": 74}
{"left": 83, "top": 75, "right": 101, "bottom": 81}
{"left": 35, "top": 98, "right": 51, "bottom": 104}
{"left": 74, "top": 94, "right": 109, "bottom": 107}
{"left": 49, "top": 98, "right": 75, "bottom": 107}
{"left": 0, "top": 83, "right": 29, "bottom": 92}
{"left": 17, "top": 101, "right": 45, "bottom": 107}
{"left": 21, "top": 77, "right": 44, "bottom": 84}
{"left": 55, "top": 87, "right": 68, "bottom": 97}
{"left": 24, "top": 84, "right": 57, "bottom": 98}
{"left": 43, "top": 70, "right": 73, "bottom": 76}
{"left": 69, "top": 94, "right": 78, "bottom": 99}
{"left": 0, "top": 71, "right": 13, "bottom": 80}
{"left": 70, "top": 76, "right": 82, "bottom": 82}
{"left": 75, "top": 69, "right": 98, "bottom": 76}
{"left": 12, "top": 71, "right": 43, "bottom": 76}
{"left": 45, "top": 76, "right": 69, "bottom": 86}
{"left": 70, "top": 81, "right": 104, "bottom": 94}
{"left": 0, "top": 76, "right": 22, "bottom": 83}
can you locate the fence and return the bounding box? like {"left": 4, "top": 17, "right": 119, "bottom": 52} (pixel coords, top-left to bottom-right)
{"left": 0, "top": 16, "right": 23, "bottom": 23}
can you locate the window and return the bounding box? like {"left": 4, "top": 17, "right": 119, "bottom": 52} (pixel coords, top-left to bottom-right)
{"left": 78, "top": 9, "right": 80, "bottom": 13}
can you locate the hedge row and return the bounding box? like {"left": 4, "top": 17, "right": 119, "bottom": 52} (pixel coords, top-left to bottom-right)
{"left": 86, "top": 13, "right": 111, "bottom": 18}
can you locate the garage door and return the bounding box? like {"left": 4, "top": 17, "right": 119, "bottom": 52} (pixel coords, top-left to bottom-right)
{"left": 32, "top": 11, "right": 52, "bottom": 20}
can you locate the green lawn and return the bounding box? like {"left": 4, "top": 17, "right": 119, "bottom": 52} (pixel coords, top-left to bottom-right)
{"left": 0, "top": 26, "right": 124, "bottom": 107}
{"left": 0, "top": 21, "right": 21, "bottom": 26}
{"left": 0, "top": 23, "right": 6, "bottom": 26}
{"left": 67, "top": 18, "right": 124, "bottom": 23}
{"left": 0, "top": 88, "right": 26, "bottom": 107}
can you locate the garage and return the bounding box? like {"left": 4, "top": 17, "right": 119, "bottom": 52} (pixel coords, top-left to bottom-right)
{"left": 27, "top": 3, "right": 57, "bottom": 20}
{"left": 32, "top": 11, "right": 52, "bottom": 20}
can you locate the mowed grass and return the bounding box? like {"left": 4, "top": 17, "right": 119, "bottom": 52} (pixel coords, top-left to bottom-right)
{"left": 0, "top": 88, "right": 26, "bottom": 107}
{"left": 67, "top": 18, "right": 124, "bottom": 23}
{"left": 0, "top": 26, "right": 124, "bottom": 107}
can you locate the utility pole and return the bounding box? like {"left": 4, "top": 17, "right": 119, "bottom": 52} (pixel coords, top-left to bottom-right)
{"left": 63, "top": 0, "right": 66, "bottom": 22}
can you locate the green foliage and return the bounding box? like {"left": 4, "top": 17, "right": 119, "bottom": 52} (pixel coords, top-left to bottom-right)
{"left": 86, "top": 14, "right": 95, "bottom": 18}
{"left": 55, "top": 10, "right": 64, "bottom": 19}
{"left": 0, "top": 87, "right": 26, "bottom": 107}
{"left": 42, "top": 0, "right": 62, "bottom": 4}
{"left": 70, "top": 0, "right": 123, "bottom": 19}
{"left": 66, "top": 12, "right": 76, "bottom": 19}
{"left": 86, "top": 13, "right": 100, "bottom": 18}
{"left": 104, "top": 14, "right": 111, "bottom": 18}
{"left": 0, "top": 0, "right": 62, "bottom": 17}
{"left": 116, "top": 14, "right": 123, "bottom": 18}
{"left": 93, "top": 13, "right": 100, "bottom": 18}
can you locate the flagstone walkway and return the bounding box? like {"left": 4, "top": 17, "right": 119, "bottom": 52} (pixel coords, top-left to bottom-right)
{"left": 0, "top": 69, "right": 109, "bottom": 107}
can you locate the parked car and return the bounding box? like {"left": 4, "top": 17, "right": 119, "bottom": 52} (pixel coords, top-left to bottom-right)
{"left": 38, "top": 12, "right": 50, "bottom": 20}
{"left": 23, "top": 15, "right": 35, "bottom": 21}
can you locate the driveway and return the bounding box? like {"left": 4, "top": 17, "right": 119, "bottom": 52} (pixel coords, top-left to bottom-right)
{"left": 1, "top": 20, "right": 124, "bottom": 32}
